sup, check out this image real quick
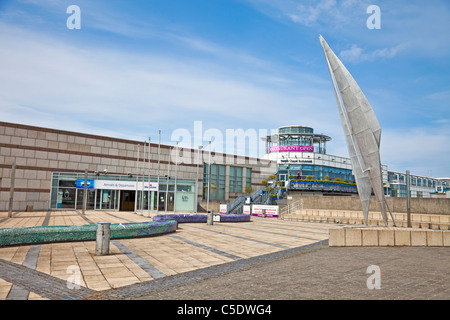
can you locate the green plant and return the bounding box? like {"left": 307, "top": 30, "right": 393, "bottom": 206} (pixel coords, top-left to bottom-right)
{"left": 261, "top": 180, "right": 268, "bottom": 186}
{"left": 245, "top": 186, "right": 254, "bottom": 195}
{"left": 276, "top": 180, "right": 282, "bottom": 186}
{"left": 269, "top": 175, "right": 276, "bottom": 180}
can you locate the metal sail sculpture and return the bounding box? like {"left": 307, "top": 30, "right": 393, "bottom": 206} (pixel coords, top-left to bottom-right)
{"left": 319, "top": 35, "right": 395, "bottom": 227}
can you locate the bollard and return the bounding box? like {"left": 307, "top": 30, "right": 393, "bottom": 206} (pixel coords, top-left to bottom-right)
{"left": 262, "top": 209, "right": 266, "bottom": 218}
{"left": 95, "top": 222, "right": 111, "bottom": 256}
{"left": 207, "top": 210, "right": 214, "bottom": 225}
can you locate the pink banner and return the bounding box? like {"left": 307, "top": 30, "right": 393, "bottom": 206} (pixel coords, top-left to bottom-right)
{"left": 269, "top": 145, "right": 314, "bottom": 153}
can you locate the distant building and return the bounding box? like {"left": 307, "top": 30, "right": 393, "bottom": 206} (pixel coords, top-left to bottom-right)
{"left": 262, "top": 125, "right": 449, "bottom": 198}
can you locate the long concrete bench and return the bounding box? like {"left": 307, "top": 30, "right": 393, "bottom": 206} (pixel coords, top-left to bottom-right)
{"left": 329, "top": 227, "right": 450, "bottom": 247}
{"left": 0, "top": 220, "right": 177, "bottom": 247}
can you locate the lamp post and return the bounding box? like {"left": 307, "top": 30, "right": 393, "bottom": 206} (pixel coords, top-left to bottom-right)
{"left": 206, "top": 140, "right": 212, "bottom": 214}
{"left": 174, "top": 140, "right": 179, "bottom": 212}
{"left": 406, "top": 170, "right": 411, "bottom": 228}
{"left": 157, "top": 130, "right": 161, "bottom": 213}
{"left": 196, "top": 145, "right": 203, "bottom": 213}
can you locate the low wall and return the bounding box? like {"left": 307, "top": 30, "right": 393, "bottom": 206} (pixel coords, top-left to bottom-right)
{"left": 287, "top": 195, "right": 450, "bottom": 215}
{"left": 0, "top": 220, "right": 177, "bottom": 247}
{"left": 329, "top": 227, "right": 450, "bottom": 247}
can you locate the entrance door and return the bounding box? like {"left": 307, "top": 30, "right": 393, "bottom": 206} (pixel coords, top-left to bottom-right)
{"left": 120, "top": 190, "right": 135, "bottom": 211}
{"left": 100, "top": 190, "right": 118, "bottom": 210}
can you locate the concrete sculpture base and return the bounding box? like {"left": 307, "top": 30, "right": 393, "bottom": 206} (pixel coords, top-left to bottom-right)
{"left": 329, "top": 227, "right": 450, "bottom": 247}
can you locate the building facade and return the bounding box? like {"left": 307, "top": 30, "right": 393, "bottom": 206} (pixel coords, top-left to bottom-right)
{"left": 0, "top": 122, "right": 276, "bottom": 212}
{"left": 262, "top": 125, "right": 448, "bottom": 198}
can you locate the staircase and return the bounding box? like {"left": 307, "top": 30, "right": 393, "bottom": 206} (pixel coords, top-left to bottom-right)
{"left": 227, "top": 182, "right": 288, "bottom": 214}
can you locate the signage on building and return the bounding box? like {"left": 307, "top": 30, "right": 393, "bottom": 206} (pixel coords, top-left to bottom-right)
{"left": 251, "top": 205, "right": 279, "bottom": 218}
{"left": 219, "top": 204, "right": 228, "bottom": 214}
{"left": 269, "top": 145, "right": 314, "bottom": 153}
{"left": 279, "top": 159, "right": 313, "bottom": 164}
{"left": 76, "top": 179, "right": 158, "bottom": 191}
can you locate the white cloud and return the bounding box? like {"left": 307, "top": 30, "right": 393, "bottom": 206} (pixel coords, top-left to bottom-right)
{"left": 0, "top": 22, "right": 338, "bottom": 148}
{"left": 339, "top": 43, "right": 410, "bottom": 63}
{"left": 381, "top": 127, "right": 450, "bottom": 178}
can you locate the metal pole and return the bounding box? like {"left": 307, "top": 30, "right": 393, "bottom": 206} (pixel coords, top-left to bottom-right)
{"left": 174, "top": 141, "right": 179, "bottom": 212}
{"left": 82, "top": 168, "right": 88, "bottom": 215}
{"left": 8, "top": 162, "right": 16, "bottom": 218}
{"left": 207, "top": 141, "right": 212, "bottom": 214}
{"left": 196, "top": 146, "right": 203, "bottom": 213}
{"left": 134, "top": 145, "right": 140, "bottom": 213}
{"left": 140, "top": 140, "right": 146, "bottom": 214}
{"left": 147, "top": 137, "right": 151, "bottom": 217}
{"left": 157, "top": 130, "right": 161, "bottom": 213}
{"left": 406, "top": 170, "right": 411, "bottom": 228}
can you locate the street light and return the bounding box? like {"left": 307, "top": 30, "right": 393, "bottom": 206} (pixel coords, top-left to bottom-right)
{"left": 206, "top": 140, "right": 212, "bottom": 214}
{"left": 196, "top": 145, "right": 203, "bottom": 213}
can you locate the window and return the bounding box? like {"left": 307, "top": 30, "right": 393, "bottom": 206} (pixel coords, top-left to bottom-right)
{"left": 203, "top": 164, "right": 226, "bottom": 201}
{"left": 229, "top": 166, "right": 243, "bottom": 193}
{"left": 246, "top": 168, "right": 252, "bottom": 188}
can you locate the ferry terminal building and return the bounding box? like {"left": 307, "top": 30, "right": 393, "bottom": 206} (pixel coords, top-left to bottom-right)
{"left": 0, "top": 122, "right": 448, "bottom": 213}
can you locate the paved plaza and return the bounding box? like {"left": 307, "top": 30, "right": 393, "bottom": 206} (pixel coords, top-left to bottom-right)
{"left": 0, "top": 210, "right": 448, "bottom": 300}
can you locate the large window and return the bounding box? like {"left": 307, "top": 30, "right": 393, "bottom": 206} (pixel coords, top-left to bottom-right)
{"left": 229, "top": 166, "right": 243, "bottom": 193}
{"left": 203, "top": 164, "right": 226, "bottom": 201}
{"left": 246, "top": 168, "right": 252, "bottom": 188}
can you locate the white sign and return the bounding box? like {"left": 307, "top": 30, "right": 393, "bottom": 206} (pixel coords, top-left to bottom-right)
{"left": 95, "top": 180, "right": 158, "bottom": 191}
{"left": 219, "top": 204, "right": 228, "bottom": 214}
{"left": 251, "top": 205, "right": 279, "bottom": 218}
{"left": 213, "top": 214, "right": 221, "bottom": 222}
{"left": 243, "top": 205, "right": 251, "bottom": 215}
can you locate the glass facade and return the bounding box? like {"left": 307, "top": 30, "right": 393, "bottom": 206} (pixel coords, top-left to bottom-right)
{"left": 277, "top": 164, "right": 354, "bottom": 182}
{"left": 50, "top": 172, "right": 196, "bottom": 212}
{"left": 203, "top": 164, "right": 226, "bottom": 201}
{"left": 203, "top": 164, "right": 250, "bottom": 200}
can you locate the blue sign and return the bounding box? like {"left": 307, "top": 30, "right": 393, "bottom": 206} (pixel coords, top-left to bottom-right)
{"left": 76, "top": 179, "right": 95, "bottom": 189}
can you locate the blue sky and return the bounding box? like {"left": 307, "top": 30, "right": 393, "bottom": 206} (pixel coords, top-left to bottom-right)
{"left": 0, "top": 0, "right": 449, "bottom": 177}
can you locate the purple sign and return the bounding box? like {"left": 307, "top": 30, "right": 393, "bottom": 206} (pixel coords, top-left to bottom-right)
{"left": 269, "top": 145, "right": 314, "bottom": 153}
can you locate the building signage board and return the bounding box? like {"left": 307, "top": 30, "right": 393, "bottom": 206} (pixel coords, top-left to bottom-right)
{"left": 270, "top": 145, "right": 314, "bottom": 153}
{"left": 251, "top": 205, "right": 279, "bottom": 218}
{"left": 76, "top": 179, "right": 95, "bottom": 189}
{"left": 219, "top": 204, "right": 228, "bottom": 214}
{"left": 76, "top": 179, "right": 158, "bottom": 191}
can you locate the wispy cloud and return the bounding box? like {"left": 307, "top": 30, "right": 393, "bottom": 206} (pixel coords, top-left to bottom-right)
{"left": 339, "top": 42, "right": 410, "bottom": 63}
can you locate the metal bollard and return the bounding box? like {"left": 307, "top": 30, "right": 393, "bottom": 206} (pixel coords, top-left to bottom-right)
{"left": 207, "top": 210, "right": 214, "bottom": 225}
{"left": 95, "top": 222, "right": 111, "bottom": 256}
